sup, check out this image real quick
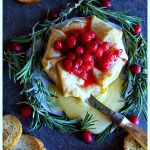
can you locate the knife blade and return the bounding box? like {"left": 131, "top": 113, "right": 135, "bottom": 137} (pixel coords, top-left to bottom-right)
{"left": 88, "top": 95, "right": 124, "bottom": 125}
{"left": 88, "top": 95, "right": 147, "bottom": 149}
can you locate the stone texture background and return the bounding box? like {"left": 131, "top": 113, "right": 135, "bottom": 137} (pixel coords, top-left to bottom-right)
{"left": 3, "top": 0, "right": 147, "bottom": 150}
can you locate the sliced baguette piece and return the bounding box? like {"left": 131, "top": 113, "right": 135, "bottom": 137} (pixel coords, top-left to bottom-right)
{"left": 12, "top": 134, "right": 42, "bottom": 150}
{"left": 32, "top": 137, "right": 47, "bottom": 150}
{"left": 16, "top": 0, "right": 41, "bottom": 4}
{"left": 124, "top": 134, "right": 144, "bottom": 150}
{"left": 3, "top": 114, "right": 22, "bottom": 150}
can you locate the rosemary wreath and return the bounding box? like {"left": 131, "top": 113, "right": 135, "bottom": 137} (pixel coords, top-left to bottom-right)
{"left": 4, "top": 0, "right": 147, "bottom": 142}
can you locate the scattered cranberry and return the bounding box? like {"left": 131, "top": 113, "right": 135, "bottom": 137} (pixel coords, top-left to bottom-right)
{"left": 94, "top": 47, "right": 103, "bottom": 58}
{"left": 49, "top": 11, "right": 59, "bottom": 20}
{"left": 128, "top": 115, "right": 139, "bottom": 125}
{"left": 67, "top": 52, "right": 76, "bottom": 60}
{"left": 54, "top": 40, "right": 63, "bottom": 51}
{"left": 66, "top": 36, "right": 77, "bottom": 49}
{"left": 75, "top": 46, "right": 84, "bottom": 55}
{"left": 101, "top": 0, "right": 112, "bottom": 8}
{"left": 86, "top": 41, "right": 98, "bottom": 53}
{"left": 20, "top": 105, "right": 32, "bottom": 118}
{"left": 79, "top": 71, "right": 88, "bottom": 80}
{"left": 82, "top": 54, "right": 94, "bottom": 63}
{"left": 100, "top": 42, "right": 110, "bottom": 51}
{"left": 9, "top": 42, "right": 23, "bottom": 52}
{"left": 64, "top": 59, "right": 73, "bottom": 71}
{"left": 81, "top": 131, "right": 93, "bottom": 144}
{"left": 81, "top": 31, "right": 96, "bottom": 44}
{"left": 132, "top": 24, "right": 141, "bottom": 35}
{"left": 130, "top": 64, "right": 141, "bottom": 74}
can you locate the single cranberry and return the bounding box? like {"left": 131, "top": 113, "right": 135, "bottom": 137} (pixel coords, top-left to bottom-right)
{"left": 76, "top": 57, "right": 83, "bottom": 66}
{"left": 81, "top": 131, "right": 93, "bottom": 144}
{"left": 101, "top": 0, "right": 112, "bottom": 8}
{"left": 49, "top": 11, "right": 59, "bottom": 20}
{"left": 130, "top": 64, "right": 141, "bottom": 74}
{"left": 84, "top": 63, "right": 94, "bottom": 71}
{"left": 64, "top": 59, "right": 73, "bottom": 71}
{"left": 66, "top": 36, "right": 77, "bottom": 49}
{"left": 86, "top": 41, "right": 98, "bottom": 53}
{"left": 132, "top": 24, "right": 141, "bottom": 35}
{"left": 100, "top": 42, "right": 110, "bottom": 51}
{"left": 128, "top": 115, "right": 139, "bottom": 125}
{"left": 114, "top": 49, "right": 123, "bottom": 57}
{"left": 9, "top": 42, "right": 23, "bottom": 52}
{"left": 80, "top": 71, "right": 88, "bottom": 80}
{"left": 54, "top": 40, "right": 63, "bottom": 51}
{"left": 75, "top": 46, "right": 84, "bottom": 55}
{"left": 82, "top": 54, "right": 94, "bottom": 63}
{"left": 20, "top": 105, "right": 32, "bottom": 118}
{"left": 68, "top": 52, "right": 76, "bottom": 60}
{"left": 81, "top": 31, "right": 96, "bottom": 44}
{"left": 94, "top": 47, "right": 103, "bottom": 58}
{"left": 95, "top": 38, "right": 103, "bottom": 45}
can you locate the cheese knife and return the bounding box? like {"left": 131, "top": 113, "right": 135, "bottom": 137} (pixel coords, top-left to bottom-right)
{"left": 88, "top": 95, "right": 147, "bottom": 149}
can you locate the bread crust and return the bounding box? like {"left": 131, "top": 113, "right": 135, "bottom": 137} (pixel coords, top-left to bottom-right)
{"left": 3, "top": 114, "right": 22, "bottom": 150}
{"left": 124, "top": 134, "right": 144, "bottom": 150}
{"left": 16, "top": 0, "right": 41, "bottom": 4}
{"left": 12, "top": 134, "right": 42, "bottom": 150}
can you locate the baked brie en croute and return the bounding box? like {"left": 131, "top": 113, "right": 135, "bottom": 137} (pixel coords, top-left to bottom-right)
{"left": 42, "top": 16, "right": 128, "bottom": 134}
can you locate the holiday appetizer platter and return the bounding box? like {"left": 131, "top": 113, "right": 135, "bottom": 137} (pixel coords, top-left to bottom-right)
{"left": 4, "top": 0, "right": 147, "bottom": 149}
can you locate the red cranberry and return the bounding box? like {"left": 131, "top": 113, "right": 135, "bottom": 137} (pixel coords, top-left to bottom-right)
{"left": 132, "top": 24, "right": 141, "bottom": 35}
{"left": 100, "top": 42, "right": 110, "bottom": 51}
{"left": 49, "top": 11, "right": 59, "bottom": 20}
{"left": 82, "top": 54, "right": 94, "bottom": 63}
{"left": 81, "top": 131, "right": 93, "bottom": 144}
{"left": 54, "top": 40, "right": 63, "bottom": 51}
{"left": 95, "top": 38, "right": 103, "bottom": 45}
{"left": 114, "top": 49, "right": 123, "bottom": 57}
{"left": 81, "top": 31, "right": 96, "bottom": 44}
{"left": 98, "top": 51, "right": 117, "bottom": 72}
{"left": 130, "top": 64, "right": 141, "bottom": 74}
{"left": 76, "top": 57, "right": 83, "bottom": 66}
{"left": 9, "top": 42, "right": 23, "bottom": 52}
{"left": 75, "top": 46, "right": 84, "bottom": 55}
{"left": 64, "top": 59, "right": 73, "bottom": 71}
{"left": 20, "top": 105, "right": 32, "bottom": 118}
{"left": 66, "top": 36, "right": 77, "bottom": 49}
{"left": 128, "top": 115, "right": 139, "bottom": 125}
{"left": 101, "top": 0, "right": 112, "bottom": 8}
{"left": 84, "top": 63, "right": 94, "bottom": 71}
{"left": 86, "top": 41, "right": 98, "bottom": 53}
{"left": 94, "top": 47, "right": 103, "bottom": 58}
{"left": 68, "top": 52, "right": 76, "bottom": 60}
{"left": 80, "top": 71, "right": 88, "bottom": 80}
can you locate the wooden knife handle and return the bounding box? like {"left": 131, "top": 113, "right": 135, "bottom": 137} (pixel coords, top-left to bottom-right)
{"left": 119, "top": 117, "right": 147, "bottom": 149}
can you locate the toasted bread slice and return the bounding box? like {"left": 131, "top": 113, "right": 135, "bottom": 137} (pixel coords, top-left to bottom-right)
{"left": 12, "top": 134, "right": 43, "bottom": 150}
{"left": 16, "top": 0, "right": 41, "bottom": 4}
{"left": 32, "top": 137, "right": 47, "bottom": 150}
{"left": 124, "top": 134, "right": 144, "bottom": 150}
{"left": 3, "top": 114, "right": 22, "bottom": 150}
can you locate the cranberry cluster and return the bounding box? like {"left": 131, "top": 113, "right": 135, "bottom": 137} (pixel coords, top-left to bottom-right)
{"left": 54, "top": 30, "right": 123, "bottom": 82}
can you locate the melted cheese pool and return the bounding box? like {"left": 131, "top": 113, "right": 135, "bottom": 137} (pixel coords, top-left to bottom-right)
{"left": 50, "top": 76, "right": 125, "bottom": 134}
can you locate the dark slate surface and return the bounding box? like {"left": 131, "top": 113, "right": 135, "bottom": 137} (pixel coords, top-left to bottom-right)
{"left": 3, "top": 0, "right": 147, "bottom": 150}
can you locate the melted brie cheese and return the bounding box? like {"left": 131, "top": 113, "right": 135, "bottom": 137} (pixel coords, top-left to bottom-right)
{"left": 42, "top": 16, "right": 128, "bottom": 102}
{"left": 50, "top": 76, "right": 125, "bottom": 134}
